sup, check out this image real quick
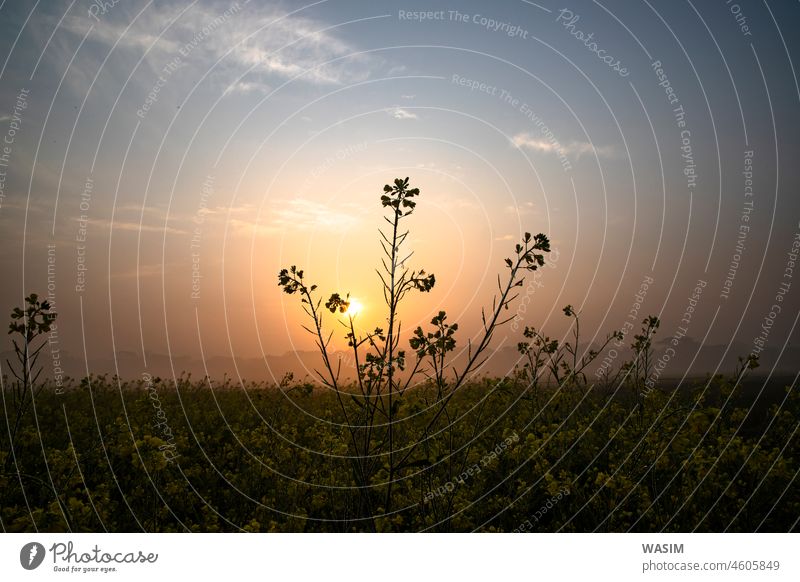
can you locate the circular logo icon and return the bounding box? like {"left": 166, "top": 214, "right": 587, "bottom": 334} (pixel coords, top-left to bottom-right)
{"left": 20, "top": 542, "right": 46, "bottom": 570}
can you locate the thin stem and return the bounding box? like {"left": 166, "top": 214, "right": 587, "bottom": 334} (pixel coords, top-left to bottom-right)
{"left": 397, "top": 252, "right": 527, "bottom": 472}
{"left": 384, "top": 208, "right": 401, "bottom": 515}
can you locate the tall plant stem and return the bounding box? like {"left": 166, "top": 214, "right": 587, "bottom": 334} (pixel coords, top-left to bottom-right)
{"left": 384, "top": 209, "right": 401, "bottom": 514}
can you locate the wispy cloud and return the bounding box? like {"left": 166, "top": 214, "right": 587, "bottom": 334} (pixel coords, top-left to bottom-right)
{"left": 504, "top": 201, "right": 537, "bottom": 216}
{"left": 388, "top": 107, "right": 417, "bottom": 120}
{"left": 511, "top": 133, "right": 617, "bottom": 159}
{"left": 387, "top": 65, "right": 408, "bottom": 76}
{"left": 269, "top": 198, "right": 361, "bottom": 231}
{"left": 223, "top": 80, "right": 271, "bottom": 95}
{"left": 199, "top": 199, "right": 363, "bottom": 237}
{"left": 57, "top": 2, "right": 380, "bottom": 88}
{"left": 59, "top": 12, "right": 182, "bottom": 54}
{"left": 84, "top": 218, "right": 188, "bottom": 235}
{"left": 112, "top": 263, "right": 174, "bottom": 279}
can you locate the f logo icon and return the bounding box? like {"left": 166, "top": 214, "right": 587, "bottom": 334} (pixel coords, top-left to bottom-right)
{"left": 20, "top": 542, "right": 46, "bottom": 570}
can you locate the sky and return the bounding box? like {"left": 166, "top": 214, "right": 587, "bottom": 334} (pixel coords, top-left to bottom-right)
{"left": 0, "top": 0, "right": 798, "bottom": 382}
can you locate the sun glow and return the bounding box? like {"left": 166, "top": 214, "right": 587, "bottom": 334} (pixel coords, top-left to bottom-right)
{"left": 345, "top": 298, "right": 363, "bottom": 317}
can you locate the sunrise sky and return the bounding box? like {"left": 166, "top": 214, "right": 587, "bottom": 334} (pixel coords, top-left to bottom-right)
{"left": 0, "top": 0, "right": 798, "bottom": 381}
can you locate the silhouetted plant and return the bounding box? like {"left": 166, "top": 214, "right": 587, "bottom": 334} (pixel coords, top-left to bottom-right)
{"left": 279, "top": 178, "right": 551, "bottom": 526}
{"left": 3, "top": 294, "right": 57, "bottom": 472}
{"left": 733, "top": 353, "right": 760, "bottom": 380}
{"left": 518, "top": 305, "right": 623, "bottom": 392}
{"left": 619, "top": 315, "right": 660, "bottom": 421}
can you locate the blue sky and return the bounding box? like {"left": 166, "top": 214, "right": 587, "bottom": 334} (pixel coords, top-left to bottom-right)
{"left": 0, "top": 0, "right": 798, "bottom": 378}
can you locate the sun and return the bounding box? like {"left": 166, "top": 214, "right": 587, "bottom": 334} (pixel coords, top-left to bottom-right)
{"left": 345, "top": 298, "right": 363, "bottom": 317}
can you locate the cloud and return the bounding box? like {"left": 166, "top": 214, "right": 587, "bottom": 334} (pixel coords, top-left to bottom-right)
{"left": 511, "top": 133, "right": 617, "bottom": 159}
{"left": 388, "top": 107, "right": 417, "bottom": 120}
{"left": 504, "top": 201, "right": 536, "bottom": 216}
{"left": 112, "top": 263, "right": 174, "bottom": 279}
{"left": 199, "top": 199, "right": 362, "bottom": 237}
{"left": 269, "top": 198, "right": 361, "bottom": 231}
{"left": 223, "top": 80, "right": 271, "bottom": 95}
{"left": 58, "top": 2, "right": 381, "bottom": 87}
{"left": 60, "top": 13, "right": 182, "bottom": 54}
{"left": 84, "top": 218, "right": 188, "bottom": 235}
{"left": 116, "top": 204, "right": 171, "bottom": 215}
